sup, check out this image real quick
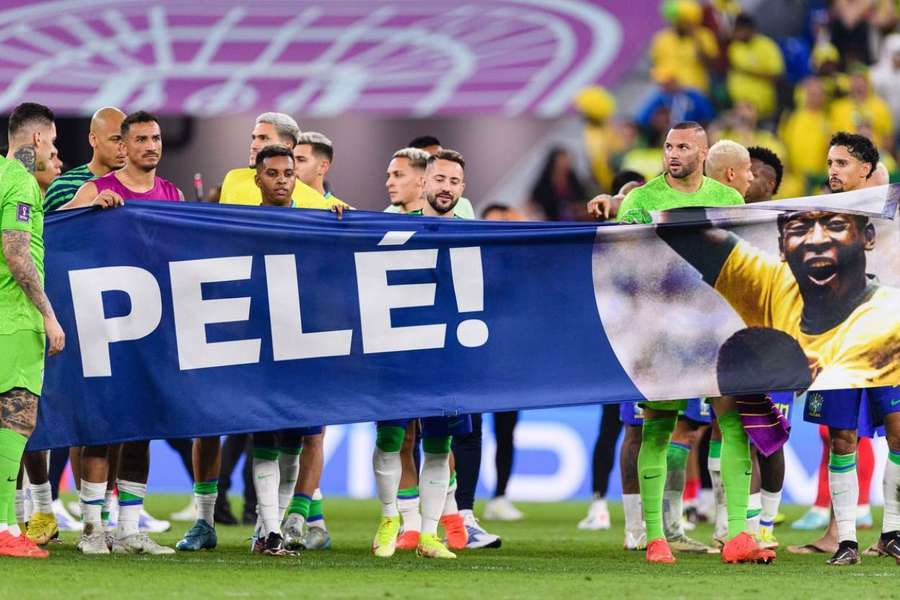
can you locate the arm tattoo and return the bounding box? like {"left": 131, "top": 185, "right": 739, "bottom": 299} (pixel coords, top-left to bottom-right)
{"left": 1, "top": 230, "right": 55, "bottom": 319}
{"left": 0, "top": 388, "right": 38, "bottom": 436}
{"left": 13, "top": 144, "right": 37, "bottom": 174}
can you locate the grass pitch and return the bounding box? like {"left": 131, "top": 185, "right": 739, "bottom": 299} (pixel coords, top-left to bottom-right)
{"left": 4, "top": 495, "right": 898, "bottom": 599}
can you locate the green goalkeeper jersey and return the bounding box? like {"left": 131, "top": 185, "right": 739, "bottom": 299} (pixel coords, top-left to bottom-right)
{"left": 616, "top": 174, "right": 744, "bottom": 224}
{"left": 0, "top": 155, "right": 45, "bottom": 334}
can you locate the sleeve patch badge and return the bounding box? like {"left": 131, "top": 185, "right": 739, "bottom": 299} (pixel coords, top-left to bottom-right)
{"left": 16, "top": 202, "right": 30, "bottom": 223}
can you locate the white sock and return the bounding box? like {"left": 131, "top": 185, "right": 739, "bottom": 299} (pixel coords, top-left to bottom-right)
{"left": 277, "top": 451, "right": 300, "bottom": 521}
{"left": 30, "top": 481, "right": 52, "bottom": 514}
{"left": 80, "top": 480, "right": 106, "bottom": 531}
{"left": 116, "top": 479, "right": 146, "bottom": 539}
{"left": 882, "top": 453, "right": 900, "bottom": 534}
{"left": 442, "top": 475, "right": 458, "bottom": 517}
{"left": 195, "top": 490, "right": 217, "bottom": 525}
{"left": 0, "top": 522, "right": 6, "bottom": 533}
{"left": 622, "top": 493, "right": 644, "bottom": 536}
{"left": 373, "top": 449, "right": 401, "bottom": 517}
{"left": 15, "top": 489, "right": 25, "bottom": 524}
{"left": 8, "top": 523, "right": 21, "bottom": 536}
{"left": 398, "top": 495, "right": 421, "bottom": 532}
{"left": 747, "top": 492, "right": 762, "bottom": 534}
{"left": 760, "top": 488, "right": 782, "bottom": 528}
{"left": 420, "top": 452, "right": 450, "bottom": 535}
{"left": 710, "top": 468, "right": 728, "bottom": 539}
{"left": 309, "top": 488, "right": 327, "bottom": 530}
{"left": 829, "top": 452, "right": 858, "bottom": 543}
{"left": 103, "top": 489, "right": 117, "bottom": 527}
{"left": 663, "top": 467, "right": 685, "bottom": 538}
{"left": 252, "top": 456, "right": 281, "bottom": 536}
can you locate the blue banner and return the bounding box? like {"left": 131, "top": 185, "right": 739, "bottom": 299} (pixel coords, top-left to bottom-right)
{"left": 34, "top": 188, "right": 900, "bottom": 450}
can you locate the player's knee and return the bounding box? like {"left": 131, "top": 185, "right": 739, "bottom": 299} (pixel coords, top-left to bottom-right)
{"left": 376, "top": 425, "right": 405, "bottom": 453}
{"left": 253, "top": 447, "right": 280, "bottom": 461}
{"left": 422, "top": 436, "right": 452, "bottom": 455}
{"left": 830, "top": 433, "right": 857, "bottom": 456}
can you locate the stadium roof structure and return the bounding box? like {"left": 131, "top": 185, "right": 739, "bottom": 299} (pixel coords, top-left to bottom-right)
{"left": 0, "top": 0, "right": 661, "bottom": 117}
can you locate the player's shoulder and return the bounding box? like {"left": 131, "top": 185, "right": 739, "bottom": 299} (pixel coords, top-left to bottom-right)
{"left": 701, "top": 176, "right": 745, "bottom": 204}
{"left": 624, "top": 175, "right": 665, "bottom": 202}
{"left": 222, "top": 167, "right": 251, "bottom": 186}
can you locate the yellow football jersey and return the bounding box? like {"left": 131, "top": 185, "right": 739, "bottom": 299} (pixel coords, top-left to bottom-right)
{"left": 715, "top": 240, "right": 900, "bottom": 388}
{"left": 219, "top": 168, "right": 336, "bottom": 209}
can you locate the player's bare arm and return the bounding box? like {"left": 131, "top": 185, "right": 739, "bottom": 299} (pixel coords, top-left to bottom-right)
{"left": 63, "top": 180, "right": 124, "bottom": 209}
{"left": 1, "top": 229, "right": 65, "bottom": 355}
{"left": 0, "top": 387, "right": 39, "bottom": 437}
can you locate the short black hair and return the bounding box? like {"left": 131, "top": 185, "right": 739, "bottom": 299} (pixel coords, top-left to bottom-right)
{"left": 829, "top": 131, "right": 879, "bottom": 178}
{"left": 611, "top": 170, "right": 646, "bottom": 195}
{"left": 8, "top": 102, "right": 54, "bottom": 137}
{"left": 427, "top": 149, "right": 465, "bottom": 170}
{"left": 121, "top": 111, "right": 160, "bottom": 137}
{"left": 747, "top": 146, "right": 784, "bottom": 194}
{"left": 716, "top": 327, "right": 812, "bottom": 396}
{"left": 255, "top": 144, "right": 294, "bottom": 168}
{"left": 734, "top": 13, "right": 756, "bottom": 30}
{"left": 409, "top": 135, "right": 441, "bottom": 149}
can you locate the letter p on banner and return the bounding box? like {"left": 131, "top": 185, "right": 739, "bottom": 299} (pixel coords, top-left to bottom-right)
{"left": 69, "top": 266, "right": 163, "bottom": 377}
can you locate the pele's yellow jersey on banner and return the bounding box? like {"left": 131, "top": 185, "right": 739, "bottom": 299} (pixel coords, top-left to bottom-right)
{"left": 220, "top": 168, "right": 338, "bottom": 209}
{"left": 714, "top": 239, "right": 900, "bottom": 388}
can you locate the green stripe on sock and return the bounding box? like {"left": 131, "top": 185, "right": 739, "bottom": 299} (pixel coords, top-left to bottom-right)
{"left": 253, "top": 447, "right": 280, "bottom": 461}
{"left": 449, "top": 471, "right": 457, "bottom": 487}
{"left": 193, "top": 479, "right": 218, "bottom": 495}
{"left": 709, "top": 439, "right": 722, "bottom": 459}
{"left": 280, "top": 446, "right": 302, "bottom": 455}
{"left": 119, "top": 490, "right": 143, "bottom": 503}
{"left": 829, "top": 452, "right": 856, "bottom": 472}
{"left": 309, "top": 498, "right": 323, "bottom": 520}
{"left": 288, "top": 494, "right": 311, "bottom": 517}
{"left": 398, "top": 486, "right": 419, "bottom": 499}
{"left": 889, "top": 450, "right": 900, "bottom": 466}
{"left": 667, "top": 442, "right": 690, "bottom": 470}
{"left": 746, "top": 508, "right": 762, "bottom": 519}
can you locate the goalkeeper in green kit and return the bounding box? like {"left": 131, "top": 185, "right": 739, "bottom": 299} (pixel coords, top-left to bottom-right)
{"left": 588, "top": 122, "right": 773, "bottom": 565}
{"left": 0, "top": 104, "right": 66, "bottom": 559}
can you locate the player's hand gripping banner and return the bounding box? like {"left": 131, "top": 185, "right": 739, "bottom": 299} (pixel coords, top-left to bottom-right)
{"left": 32, "top": 185, "right": 900, "bottom": 449}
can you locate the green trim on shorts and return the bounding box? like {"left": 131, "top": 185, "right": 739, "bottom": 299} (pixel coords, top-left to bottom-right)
{"left": 0, "top": 330, "right": 45, "bottom": 396}
{"left": 637, "top": 399, "right": 688, "bottom": 413}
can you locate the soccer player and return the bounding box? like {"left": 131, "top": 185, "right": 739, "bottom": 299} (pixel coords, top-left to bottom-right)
{"left": 0, "top": 103, "right": 66, "bottom": 559}
{"left": 228, "top": 145, "right": 340, "bottom": 557}
{"left": 383, "top": 136, "right": 475, "bottom": 218}
{"left": 64, "top": 111, "right": 180, "bottom": 555}
{"left": 2, "top": 103, "right": 64, "bottom": 548}
{"left": 589, "top": 122, "right": 756, "bottom": 564}
{"left": 43, "top": 107, "right": 126, "bottom": 211}
{"left": 745, "top": 146, "right": 784, "bottom": 204}
{"left": 293, "top": 131, "right": 345, "bottom": 206}
{"left": 709, "top": 143, "right": 790, "bottom": 549}
{"left": 384, "top": 147, "right": 428, "bottom": 214}
{"left": 372, "top": 150, "right": 473, "bottom": 560}
{"left": 657, "top": 132, "right": 900, "bottom": 566}
{"left": 219, "top": 112, "right": 336, "bottom": 209}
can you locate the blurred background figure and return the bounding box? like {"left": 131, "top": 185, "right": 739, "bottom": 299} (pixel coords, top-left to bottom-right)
{"left": 529, "top": 147, "right": 589, "bottom": 221}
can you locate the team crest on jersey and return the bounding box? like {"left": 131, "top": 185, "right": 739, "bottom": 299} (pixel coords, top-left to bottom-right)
{"left": 16, "top": 202, "right": 30, "bottom": 223}
{"left": 806, "top": 392, "right": 823, "bottom": 418}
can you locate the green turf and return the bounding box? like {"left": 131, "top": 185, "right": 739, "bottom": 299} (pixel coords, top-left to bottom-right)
{"left": 4, "top": 495, "right": 898, "bottom": 599}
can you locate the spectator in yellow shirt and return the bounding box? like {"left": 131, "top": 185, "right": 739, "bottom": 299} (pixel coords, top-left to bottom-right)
{"left": 650, "top": 0, "right": 719, "bottom": 94}
{"left": 829, "top": 70, "right": 895, "bottom": 149}
{"left": 726, "top": 14, "right": 785, "bottom": 119}
{"left": 780, "top": 77, "right": 832, "bottom": 182}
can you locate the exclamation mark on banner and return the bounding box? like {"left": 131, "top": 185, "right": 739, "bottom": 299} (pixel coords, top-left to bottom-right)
{"left": 449, "top": 247, "right": 489, "bottom": 348}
